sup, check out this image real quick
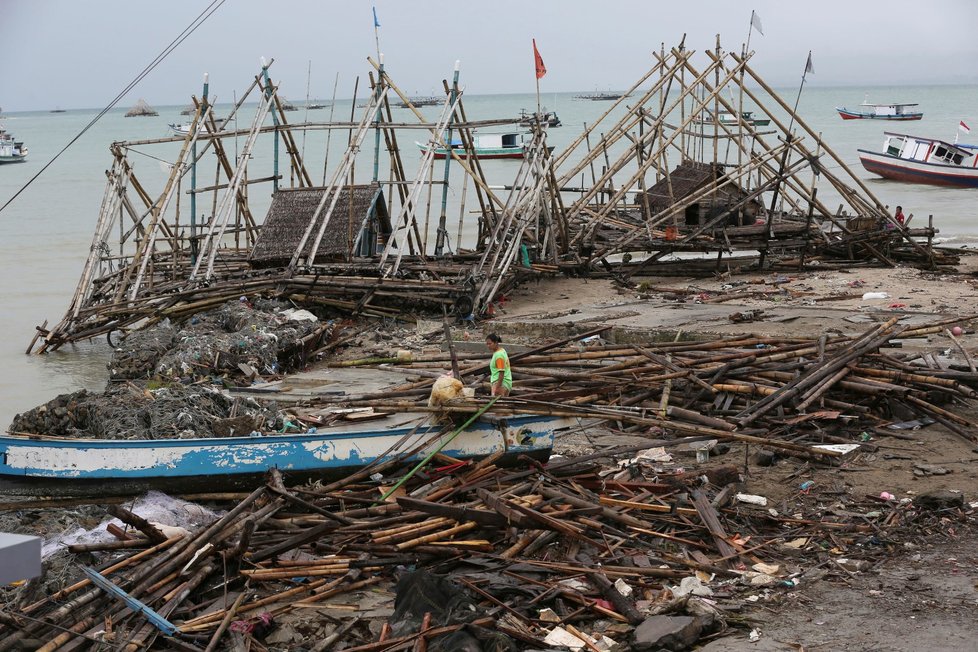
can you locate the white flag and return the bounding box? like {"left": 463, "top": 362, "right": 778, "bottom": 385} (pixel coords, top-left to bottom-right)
{"left": 750, "top": 11, "right": 764, "bottom": 36}
{"left": 960, "top": 120, "right": 971, "bottom": 134}
{"left": 805, "top": 52, "right": 815, "bottom": 75}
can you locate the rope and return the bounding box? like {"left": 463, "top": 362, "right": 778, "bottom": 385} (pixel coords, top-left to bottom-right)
{"left": 0, "top": 0, "right": 228, "bottom": 215}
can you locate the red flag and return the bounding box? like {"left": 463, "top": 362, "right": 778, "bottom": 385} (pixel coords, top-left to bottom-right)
{"left": 533, "top": 39, "right": 547, "bottom": 79}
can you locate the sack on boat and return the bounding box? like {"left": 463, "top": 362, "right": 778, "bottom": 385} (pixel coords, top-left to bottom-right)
{"left": 429, "top": 375, "right": 464, "bottom": 407}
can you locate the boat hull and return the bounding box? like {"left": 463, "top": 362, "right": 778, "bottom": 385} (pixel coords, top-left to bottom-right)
{"left": 0, "top": 414, "right": 572, "bottom": 492}
{"left": 418, "top": 144, "right": 527, "bottom": 160}
{"left": 0, "top": 155, "right": 27, "bottom": 164}
{"left": 836, "top": 108, "right": 922, "bottom": 121}
{"left": 858, "top": 150, "right": 978, "bottom": 188}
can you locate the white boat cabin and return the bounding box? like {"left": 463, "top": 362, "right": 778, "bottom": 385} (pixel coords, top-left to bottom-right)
{"left": 863, "top": 102, "right": 918, "bottom": 117}
{"left": 473, "top": 133, "right": 523, "bottom": 149}
{"left": 882, "top": 132, "right": 975, "bottom": 168}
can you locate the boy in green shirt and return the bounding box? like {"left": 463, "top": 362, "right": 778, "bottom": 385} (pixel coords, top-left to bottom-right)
{"left": 486, "top": 333, "right": 512, "bottom": 396}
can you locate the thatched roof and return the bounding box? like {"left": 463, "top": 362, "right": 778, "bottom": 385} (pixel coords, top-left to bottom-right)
{"left": 249, "top": 184, "right": 391, "bottom": 268}
{"left": 643, "top": 162, "right": 720, "bottom": 211}
{"left": 640, "top": 161, "right": 760, "bottom": 226}
{"left": 125, "top": 98, "right": 158, "bottom": 117}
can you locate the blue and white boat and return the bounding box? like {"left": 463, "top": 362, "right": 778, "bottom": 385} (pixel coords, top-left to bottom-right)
{"left": 0, "top": 412, "right": 572, "bottom": 493}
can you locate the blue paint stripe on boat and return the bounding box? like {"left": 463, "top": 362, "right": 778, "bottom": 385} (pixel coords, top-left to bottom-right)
{"left": 0, "top": 415, "right": 565, "bottom": 480}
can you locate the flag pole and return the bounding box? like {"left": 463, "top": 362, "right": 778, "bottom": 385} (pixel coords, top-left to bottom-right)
{"left": 533, "top": 39, "right": 545, "bottom": 118}
{"left": 786, "top": 50, "right": 813, "bottom": 140}
{"left": 535, "top": 70, "right": 541, "bottom": 116}
{"left": 746, "top": 10, "right": 755, "bottom": 55}
{"left": 761, "top": 51, "right": 812, "bottom": 268}
{"left": 372, "top": 7, "right": 381, "bottom": 61}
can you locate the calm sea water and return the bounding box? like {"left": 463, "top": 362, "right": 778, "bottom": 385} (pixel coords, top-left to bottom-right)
{"left": 1, "top": 84, "right": 976, "bottom": 428}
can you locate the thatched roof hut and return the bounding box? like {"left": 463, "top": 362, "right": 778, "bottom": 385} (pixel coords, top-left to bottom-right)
{"left": 249, "top": 184, "right": 391, "bottom": 268}
{"left": 125, "top": 99, "right": 159, "bottom": 117}
{"left": 641, "top": 161, "right": 759, "bottom": 227}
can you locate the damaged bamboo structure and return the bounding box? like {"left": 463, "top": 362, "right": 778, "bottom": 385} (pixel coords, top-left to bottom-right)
{"left": 33, "top": 58, "right": 558, "bottom": 353}
{"left": 32, "top": 38, "right": 947, "bottom": 355}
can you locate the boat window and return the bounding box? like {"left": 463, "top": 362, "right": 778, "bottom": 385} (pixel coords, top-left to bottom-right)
{"left": 934, "top": 146, "right": 947, "bottom": 160}
{"left": 952, "top": 153, "right": 964, "bottom": 165}
{"left": 886, "top": 144, "right": 901, "bottom": 156}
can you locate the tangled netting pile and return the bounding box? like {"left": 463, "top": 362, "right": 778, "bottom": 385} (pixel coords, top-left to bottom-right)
{"left": 109, "top": 298, "right": 329, "bottom": 381}
{"left": 10, "top": 384, "right": 277, "bottom": 440}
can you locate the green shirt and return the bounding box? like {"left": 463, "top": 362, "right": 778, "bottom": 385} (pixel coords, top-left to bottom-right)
{"left": 490, "top": 348, "right": 512, "bottom": 390}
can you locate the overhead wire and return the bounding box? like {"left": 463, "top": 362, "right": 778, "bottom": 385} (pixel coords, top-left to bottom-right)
{"left": 0, "top": 0, "right": 227, "bottom": 216}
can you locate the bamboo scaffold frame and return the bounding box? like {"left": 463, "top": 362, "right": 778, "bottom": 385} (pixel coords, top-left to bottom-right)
{"left": 33, "top": 58, "right": 564, "bottom": 352}
{"left": 31, "top": 38, "right": 947, "bottom": 353}
{"left": 542, "top": 38, "right": 939, "bottom": 278}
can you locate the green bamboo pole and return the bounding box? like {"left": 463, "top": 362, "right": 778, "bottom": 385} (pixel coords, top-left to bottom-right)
{"left": 376, "top": 396, "right": 500, "bottom": 503}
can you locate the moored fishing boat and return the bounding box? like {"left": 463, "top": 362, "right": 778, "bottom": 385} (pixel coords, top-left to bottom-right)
{"left": 695, "top": 110, "right": 770, "bottom": 127}
{"left": 0, "top": 126, "right": 27, "bottom": 164}
{"left": 518, "top": 109, "right": 561, "bottom": 128}
{"left": 836, "top": 101, "right": 922, "bottom": 121}
{"left": 168, "top": 122, "right": 203, "bottom": 135}
{"left": 416, "top": 132, "right": 552, "bottom": 160}
{"left": 858, "top": 131, "right": 978, "bottom": 187}
{"left": 0, "top": 412, "right": 573, "bottom": 493}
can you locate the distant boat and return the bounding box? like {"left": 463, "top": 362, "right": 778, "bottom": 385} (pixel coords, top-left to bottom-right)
{"left": 858, "top": 132, "right": 978, "bottom": 187}
{"left": 416, "top": 132, "right": 552, "bottom": 160}
{"left": 307, "top": 102, "right": 331, "bottom": 110}
{"left": 49, "top": 107, "right": 66, "bottom": 113}
{"left": 518, "top": 109, "right": 561, "bottom": 128}
{"left": 695, "top": 110, "right": 770, "bottom": 127}
{"left": 836, "top": 100, "right": 922, "bottom": 121}
{"left": 125, "top": 98, "right": 159, "bottom": 117}
{"left": 168, "top": 122, "right": 203, "bottom": 135}
{"left": 169, "top": 119, "right": 225, "bottom": 135}
{"left": 0, "top": 125, "right": 27, "bottom": 164}
{"left": 397, "top": 96, "right": 441, "bottom": 108}
{"left": 574, "top": 92, "right": 625, "bottom": 101}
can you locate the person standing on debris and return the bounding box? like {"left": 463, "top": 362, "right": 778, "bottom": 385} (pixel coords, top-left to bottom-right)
{"left": 486, "top": 333, "right": 512, "bottom": 397}
{"left": 894, "top": 206, "right": 906, "bottom": 227}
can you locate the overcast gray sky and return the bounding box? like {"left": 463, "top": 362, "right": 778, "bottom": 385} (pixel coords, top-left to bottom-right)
{"left": 3, "top": 0, "right": 977, "bottom": 112}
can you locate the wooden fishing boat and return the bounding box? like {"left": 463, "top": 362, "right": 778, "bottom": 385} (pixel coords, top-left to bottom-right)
{"left": 416, "top": 132, "right": 552, "bottom": 160}
{"left": 518, "top": 109, "right": 561, "bottom": 128}
{"left": 858, "top": 132, "right": 978, "bottom": 187}
{"left": 0, "top": 126, "right": 27, "bottom": 164}
{"left": 836, "top": 101, "right": 922, "bottom": 121}
{"left": 695, "top": 111, "right": 770, "bottom": 127}
{"left": 0, "top": 412, "right": 573, "bottom": 493}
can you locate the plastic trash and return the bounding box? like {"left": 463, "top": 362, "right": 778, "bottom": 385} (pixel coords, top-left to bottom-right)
{"left": 880, "top": 491, "right": 896, "bottom": 501}
{"left": 799, "top": 480, "right": 815, "bottom": 492}
{"left": 861, "top": 292, "right": 889, "bottom": 300}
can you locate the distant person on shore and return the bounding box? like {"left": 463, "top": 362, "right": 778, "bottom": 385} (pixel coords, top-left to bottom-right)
{"left": 485, "top": 333, "right": 512, "bottom": 397}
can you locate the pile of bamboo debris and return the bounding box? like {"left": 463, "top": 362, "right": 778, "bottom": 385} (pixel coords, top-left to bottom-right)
{"left": 5, "top": 319, "right": 978, "bottom": 648}
{"left": 2, "top": 438, "right": 969, "bottom": 650}
{"left": 313, "top": 316, "right": 978, "bottom": 450}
